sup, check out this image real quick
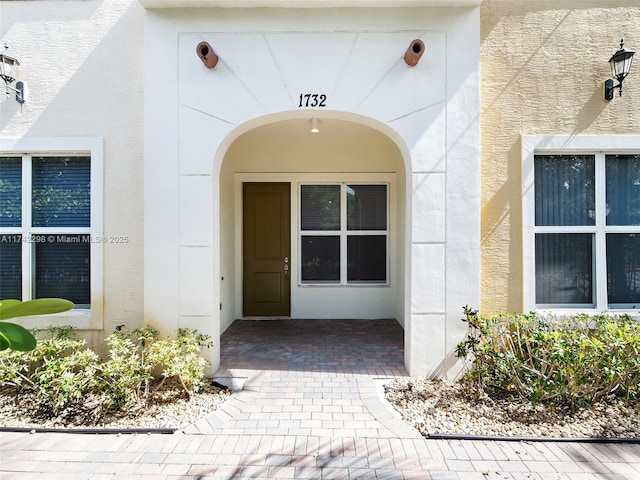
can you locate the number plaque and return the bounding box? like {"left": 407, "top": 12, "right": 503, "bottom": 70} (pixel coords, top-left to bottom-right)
{"left": 298, "top": 94, "right": 327, "bottom": 108}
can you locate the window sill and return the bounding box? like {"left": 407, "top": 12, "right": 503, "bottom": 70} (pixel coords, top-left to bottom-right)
{"left": 534, "top": 309, "right": 640, "bottom": 321}
{"left": 14, "top": 309, "right": 96, "bottom": 331}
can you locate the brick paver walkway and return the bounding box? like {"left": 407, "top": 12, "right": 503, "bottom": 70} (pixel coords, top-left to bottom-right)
{"left": 2, "top": 319, "right": 639, "bottom": 479}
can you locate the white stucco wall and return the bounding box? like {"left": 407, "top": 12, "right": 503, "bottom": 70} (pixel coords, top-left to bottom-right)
{"left": 0, "top": 0, "right": 144, "bottom": 354}
{"left": 143, "top": 6, "right": 480, "bottom": 376}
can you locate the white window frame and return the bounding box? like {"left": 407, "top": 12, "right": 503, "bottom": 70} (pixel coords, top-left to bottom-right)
{"left": 523, "top": 135, "right": 640, "bottom": 312}
{"left": 0, "top": 138, "right": 103, "bottom": 330}
{"left": 298, "top": 182, "right": 390, "bottom": 286}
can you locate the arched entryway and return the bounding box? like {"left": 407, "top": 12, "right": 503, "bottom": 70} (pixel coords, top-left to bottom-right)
{"left": 214, "top": 112, "right": 410, "bottom": 352}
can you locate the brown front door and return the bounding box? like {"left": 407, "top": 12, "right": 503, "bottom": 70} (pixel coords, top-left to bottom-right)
{"left": 243, "top": 183, "right": 291, "bottom": 316}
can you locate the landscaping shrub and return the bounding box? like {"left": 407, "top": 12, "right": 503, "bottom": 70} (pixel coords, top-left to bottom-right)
{"left": 456, "top": 306, "right": 640, "bottom": 408}
{"left": 146, "top": 328, "right": 213, "bottom": 397}
{"left": 101, "top": 329, "right": 152, "bottom": 411}
{"left": 0, "top": 326, "right": 103, "bottom": 420}
{"left": 0, "top": 325, "right": 213, "bottom": 424}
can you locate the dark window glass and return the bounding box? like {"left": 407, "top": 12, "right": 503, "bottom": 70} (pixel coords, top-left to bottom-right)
{"left": 301, "top": 236, "right": 339, "bottom": 282}
{"left": 35, "top": 235, "right": 90, "bottom": 306}
{"left": 607, "top": 233, "right": 640, "bottom": 305}
{"left": 535, "top": 233, "right": 593, "bottom": 305}
{"left": 347, "top": 185, "right": 387, "bottom": 231}
{"left": 0, "top": 234, "right": 22, "bottom": 300}
{"left": 535, "top": 155, "right": 595, "bottom": 226}
{"left": 0, "top": 157, "right": 22, "bottom": 227}
{"left": 300, "top": 185, "right": 340, "bottom": 231}
{"left": 606, "top": 154, "right": 640, "bottom": 226}
{"left": 347, "top": 235, "right": 386, "bottom": 282}
{"left": 32, "top": 157, "right": 90, "bottom": 227}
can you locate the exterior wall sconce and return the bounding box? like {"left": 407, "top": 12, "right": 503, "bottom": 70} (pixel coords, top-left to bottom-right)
{"left": 404, "top": 39, "right": 425, "bottom": 66}
{"left": 196, "top": 41, "right": 218, "bottom": 69}
{"left": 310, "top": 118, "right": 319, "bottom": 133}
{"left": 0, "top": 44, "right": 25, "bottom": 103}
{"left": 604, "top": 39, "right": 635, "bottom": 101}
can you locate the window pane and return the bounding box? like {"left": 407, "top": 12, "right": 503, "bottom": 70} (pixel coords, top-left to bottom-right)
{"left": 607, "top": 234, "right": 640, "bottom": 305}
{"left": 535, "top": 233, "right": 593, "bottom": 305}
{"left": 35, "top": 235, "right": 90, "bottom": 307}
{"left": 301, "top": 236, "right": 339, "bottom": 282}
{"left": 606, "top": 154, "right": 640, "bottom": 226}
{"left": 347, "top": 235, "right": 386, "bottom": 282}
{"left": 535, "top": 155, "right": 595, "bottom": 226}
{"left": 347, "top": 185, "right": 387, "bottom": 231}
{"left": 300, "top": 185, "right": 340, "bottom": 231}
{"left": 0, "top": 157, "right": 22, "bottom": 227}
{"left": 32, "top": 156, "right": 90, "bottom": 227}
{"left": 0, "top": 234, "right": 22, "bottom": 300}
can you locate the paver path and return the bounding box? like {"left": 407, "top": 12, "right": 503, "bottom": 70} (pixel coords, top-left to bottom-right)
{"left": 2, "top": 319, "right": 640, "bottom": 479}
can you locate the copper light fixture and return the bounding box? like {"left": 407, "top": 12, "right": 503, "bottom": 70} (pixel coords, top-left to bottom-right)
{"left": 604, "top": 39, "right": 635, "bottom": 101}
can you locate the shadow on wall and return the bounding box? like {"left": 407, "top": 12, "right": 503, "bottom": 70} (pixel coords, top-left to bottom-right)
{"left": 428, "top": 350, "right": 467, "bottom": 381}
{"left": 480, "top": 9, "right": 572, "bottom": 117}
{"left": 484, "top": 83, "right": 611, "bottom": 241}
{"left": 481, "top": 81, "right": 611, "bottom": 313}
{"left": 0, "top": 1, "right": 141, "bottom": 135}
{"left": 572, "top": 87, "right": 609, "bottom": 135}
{"left": 481, "top": 139, "right": 523, "bottom": 312}
{"left": 480, "top": 0, "right": 637, "bottom": 44}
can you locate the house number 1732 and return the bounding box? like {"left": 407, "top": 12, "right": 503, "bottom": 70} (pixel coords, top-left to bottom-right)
{"left": 298, "top": 94, "right": 327, "bottom": 108}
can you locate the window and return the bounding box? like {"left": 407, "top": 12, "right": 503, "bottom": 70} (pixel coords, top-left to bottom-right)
{"left": 0, "top": 155, "right": 92, "bottom": 308}
{"left": 532, "top": 152, "right": 640, "bottom": 309}
{"left": 300, "top": 183, "right": 388, "bottom": 285}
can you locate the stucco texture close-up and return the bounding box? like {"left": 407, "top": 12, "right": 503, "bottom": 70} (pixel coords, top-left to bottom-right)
{"left": 480, "top": 0, "right": 640, "bottom": 314}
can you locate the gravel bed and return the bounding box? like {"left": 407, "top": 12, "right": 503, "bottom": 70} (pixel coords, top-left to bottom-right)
{"left": 3, "top": 374, "right": 638, "bottom": 438}
{"left": 384, "top": 378, "right": 640, "bottom": 439}
{"left": 0, "top": 378, "right": 231, "bottom": 430}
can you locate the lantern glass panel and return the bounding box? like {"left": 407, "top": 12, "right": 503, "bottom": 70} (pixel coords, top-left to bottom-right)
{"left": 610, "top": 50, "right": 634, "bottom": 81}
{"left": 0, "top": 54, "right": 19, "bottom": 82}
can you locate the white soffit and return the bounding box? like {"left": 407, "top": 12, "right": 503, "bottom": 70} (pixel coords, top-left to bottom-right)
{"left": 139, "top": 0, "right": 482, "bottom": 8}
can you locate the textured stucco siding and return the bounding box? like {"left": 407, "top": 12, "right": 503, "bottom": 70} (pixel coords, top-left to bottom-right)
{"left": 480, "top": 0, "right": 640, "bottom": 313}
{"left": 0, "top": 0, "right": 144, "bottom": 353}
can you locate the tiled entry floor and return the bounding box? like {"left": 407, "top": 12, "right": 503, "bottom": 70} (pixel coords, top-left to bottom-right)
{"left": 216, "top": 318, "right": 407, "bottom": 376}
{"left": 187, "top": 318, "right": 418, "bottom": 440}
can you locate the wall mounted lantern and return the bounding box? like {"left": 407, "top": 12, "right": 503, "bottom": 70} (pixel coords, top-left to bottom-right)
{"left": 0, "top": 44, "right": 25, "bottom": 103}
{"left": 604, "top": 39, "right": 635, "bottom": 101}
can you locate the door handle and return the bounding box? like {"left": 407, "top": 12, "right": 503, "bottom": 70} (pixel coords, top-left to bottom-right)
{"left": 284, "top": 256, "right": 289, "bottom": 274}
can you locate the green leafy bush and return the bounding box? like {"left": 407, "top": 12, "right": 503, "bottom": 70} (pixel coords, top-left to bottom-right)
{"left": 146, "top": 328, "right": 213, "bottom": 397}
{"left": 456, "top": 306, "right": 640, "bottom": 408}
{"left": 0, "top": 325, "right": 214, "bottom": 424}
{"left": 101, "top": 331, "right": 152, "bottom": 411}
{"left": 0, "top": 326, "right": 101, "bottom": 419}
